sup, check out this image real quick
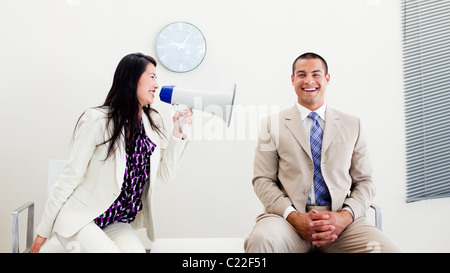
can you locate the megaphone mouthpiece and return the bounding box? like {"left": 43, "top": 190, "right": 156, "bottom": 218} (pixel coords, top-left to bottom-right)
{"left": 160, "top": 86, "right": 175, "bottom": 104}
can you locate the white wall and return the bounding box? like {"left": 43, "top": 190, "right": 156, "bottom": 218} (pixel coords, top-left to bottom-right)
{"left": 1, "top": 0, "right": 449, "bottom": 252}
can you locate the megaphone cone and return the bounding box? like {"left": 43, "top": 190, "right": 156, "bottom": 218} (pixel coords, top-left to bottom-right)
{"left": 160, "top": 84, "right": 237, "bottom": 127}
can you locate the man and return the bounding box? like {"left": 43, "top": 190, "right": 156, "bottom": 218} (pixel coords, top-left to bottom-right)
{"left": 244, "top": 52, "right": 399, "bottom": 252}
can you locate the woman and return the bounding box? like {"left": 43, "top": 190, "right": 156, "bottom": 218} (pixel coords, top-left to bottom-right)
{"left": 30, "top": 53, "right": 192, "bottom": 252}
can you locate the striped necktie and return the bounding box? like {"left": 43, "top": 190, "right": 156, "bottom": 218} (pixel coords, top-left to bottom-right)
{"left": 308, "top": 111, "right": 331, "bottom": 206}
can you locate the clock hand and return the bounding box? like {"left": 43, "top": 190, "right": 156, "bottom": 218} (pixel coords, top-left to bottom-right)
{"left": 168, "top": 39, "right": 182, "bottom": 49}
{"left": 179, "top": 32, "right": 193, "bottom": 50}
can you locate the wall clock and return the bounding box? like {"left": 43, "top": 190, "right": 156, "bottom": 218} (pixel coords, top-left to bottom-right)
{"left": 155, "top": 22, "right": 207, "bottom": 73}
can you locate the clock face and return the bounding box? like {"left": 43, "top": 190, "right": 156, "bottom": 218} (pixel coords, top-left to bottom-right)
{"left": 155, "top": 22, "right": 207, "bottom": 73}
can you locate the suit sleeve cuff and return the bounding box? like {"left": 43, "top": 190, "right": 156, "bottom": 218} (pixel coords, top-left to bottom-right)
{"left": 283, "top": 205, "right": 297, "bottom": 219}
{"left": 341, "top": 205, "right": 355, "bottom": 220}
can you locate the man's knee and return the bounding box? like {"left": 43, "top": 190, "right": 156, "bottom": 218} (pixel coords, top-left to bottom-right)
{"left": 245, "top": 225, "right": 287, "bottom": 252}
{"left": 245, "top": 214, "right": 310, "bottom": 253}
{"left": 245, "top": 228, "right": 268, "bottom": 252}
{"left": 324, "top": 218, "right": 401, "bottom": 253}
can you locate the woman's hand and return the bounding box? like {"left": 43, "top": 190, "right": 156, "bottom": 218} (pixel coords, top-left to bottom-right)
{"left": 172, "top": 108, "right": 193, "bottom": 139}
{"left": 30, "top": 235, "right": 47, "bottom": 253}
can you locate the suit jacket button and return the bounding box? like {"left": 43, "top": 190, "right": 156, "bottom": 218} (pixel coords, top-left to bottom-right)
{"left": 308, "top": 164, "right": 313, "bottom": 170}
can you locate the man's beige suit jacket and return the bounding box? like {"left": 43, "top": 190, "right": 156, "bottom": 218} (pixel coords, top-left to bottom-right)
{"left": 253, "top": 105, "right": 375, "bottom": 220}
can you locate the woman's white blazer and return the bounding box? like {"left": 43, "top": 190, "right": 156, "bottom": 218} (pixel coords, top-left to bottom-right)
{"left": 36, "top": 107, "right": 188, "bottom": 241}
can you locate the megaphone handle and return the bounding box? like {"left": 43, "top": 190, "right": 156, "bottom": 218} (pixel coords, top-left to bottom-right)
{"left": 172, "top": 104, "right": 190, "bottom": 135}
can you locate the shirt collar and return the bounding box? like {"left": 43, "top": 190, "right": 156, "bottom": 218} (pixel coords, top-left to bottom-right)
{"left": 296, "top": 102, "right": 327, "bottom": 121}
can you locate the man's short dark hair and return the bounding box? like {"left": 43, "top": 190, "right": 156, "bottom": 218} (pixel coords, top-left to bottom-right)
{"left": 292, "top": 52, "right": 328, "bottom": 75}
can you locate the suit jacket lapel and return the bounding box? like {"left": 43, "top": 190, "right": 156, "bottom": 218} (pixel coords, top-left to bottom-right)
{"left": 322, "top": 107, "right": 341, "bottom": 155}
{"left": 284, "top": 105, "right": 312, "bottom": 160}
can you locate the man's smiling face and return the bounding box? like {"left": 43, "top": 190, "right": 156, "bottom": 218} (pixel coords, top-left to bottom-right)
{"left": 291, "top": 58, "right": 330, "bottom": 111}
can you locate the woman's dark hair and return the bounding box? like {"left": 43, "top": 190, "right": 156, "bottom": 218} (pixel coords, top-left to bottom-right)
{"left": 76, "top": 53, "right": 165, "bottom": 160}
